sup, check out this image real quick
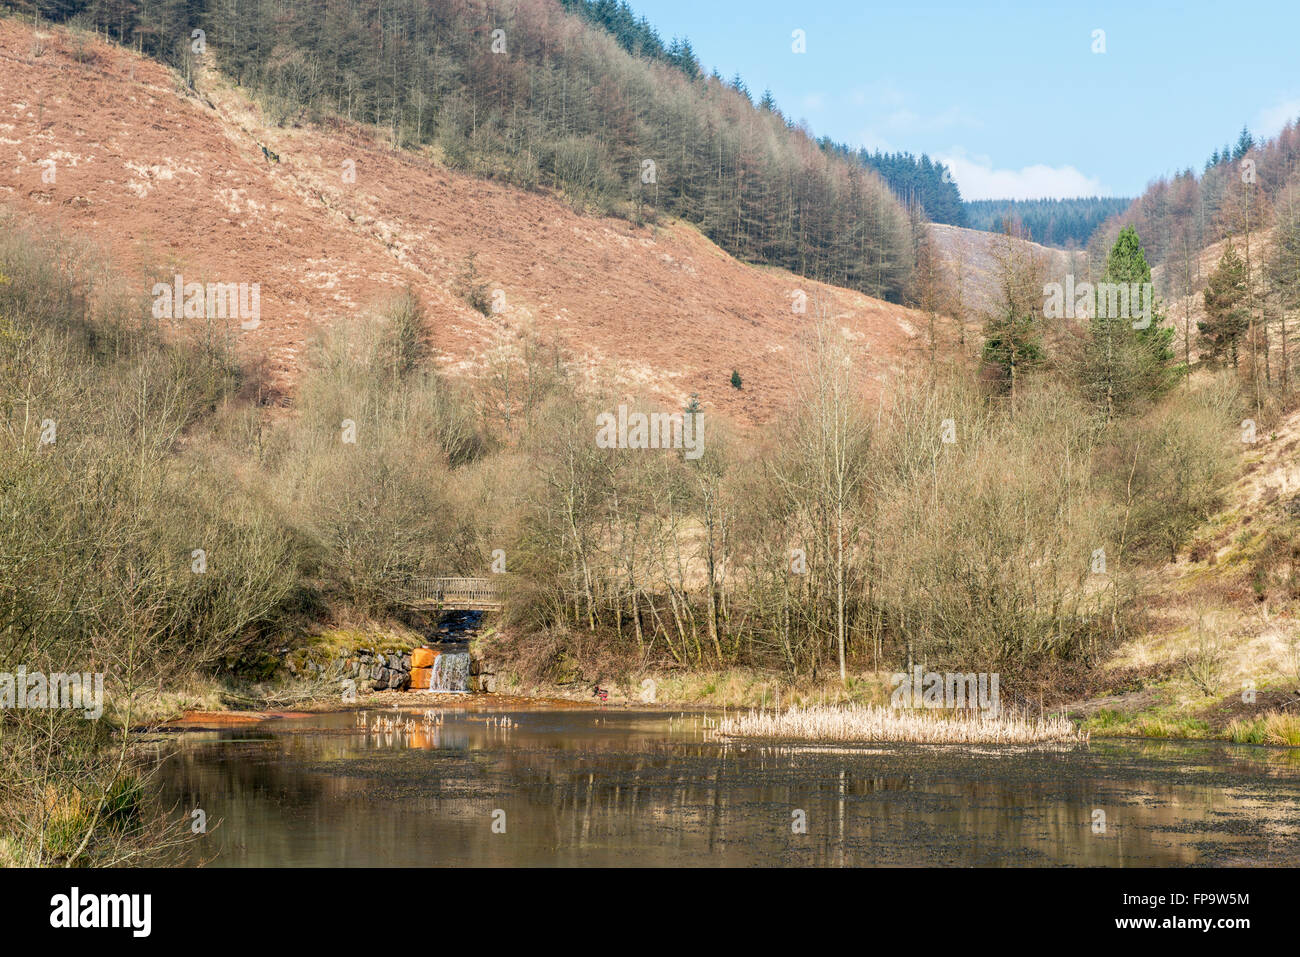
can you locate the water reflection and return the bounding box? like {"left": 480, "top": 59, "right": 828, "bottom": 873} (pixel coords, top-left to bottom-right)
{"left": 152, "top": 708, "right": 1300, "bottom": 867}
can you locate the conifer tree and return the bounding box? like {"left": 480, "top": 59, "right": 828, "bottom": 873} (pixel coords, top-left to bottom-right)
{"left": 1080, "top": 226, "right": 1173, "bottom": 418}
{"left": 1201, "top": 245, "right": 1250, "bottom": 367}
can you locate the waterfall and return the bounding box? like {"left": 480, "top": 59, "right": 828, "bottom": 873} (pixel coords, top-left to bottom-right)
{"left": 428, "top": 652, "right": 470, "bottom": 693}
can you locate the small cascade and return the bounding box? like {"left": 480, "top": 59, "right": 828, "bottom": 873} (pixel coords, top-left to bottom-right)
{"left": 428, "top": 652, "right": 470, "bottom": 693}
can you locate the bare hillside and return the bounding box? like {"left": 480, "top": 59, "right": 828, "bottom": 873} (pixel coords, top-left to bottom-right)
{"left": 927, "top": 222, "right": 1074, "bottom": 318}
{"left": 0, "top": 19, "right": 931, "bottom": 423}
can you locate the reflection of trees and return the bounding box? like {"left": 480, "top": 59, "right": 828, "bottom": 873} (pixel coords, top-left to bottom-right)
{"left": 151, "top": 723, "right": 1300, "bottom": 867}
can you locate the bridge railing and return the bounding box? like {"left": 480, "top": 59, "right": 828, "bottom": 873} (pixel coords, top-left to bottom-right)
{"left": 402, "top": 576, "right": 503, "bottom": 608}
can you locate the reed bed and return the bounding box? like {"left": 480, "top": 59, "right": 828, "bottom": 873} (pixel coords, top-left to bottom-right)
{"left": 717, "top": 704, "right": 1087, "bottom": 745}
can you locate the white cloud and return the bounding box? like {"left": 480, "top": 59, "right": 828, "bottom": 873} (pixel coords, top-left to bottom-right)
{"left": 1255, "top": 98, "right": 1300, "bottom": 138}
{"left": 936, "top": 150, "right": 1111, "bottom": 201}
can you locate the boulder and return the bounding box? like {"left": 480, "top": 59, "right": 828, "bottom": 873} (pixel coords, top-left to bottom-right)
{"left": 409, "top": 667, "right": 432, "bottom": 690}
{"left": 411, "top": 647, "right": 439, "bottom": 669}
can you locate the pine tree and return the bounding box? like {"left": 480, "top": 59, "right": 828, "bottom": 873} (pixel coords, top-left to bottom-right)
{"left": 1201, "top": 245, "right": 1250, "bottom": 367}
{"left": 1233, "top": 125, "right": 1254, "bottom": 161}
{"left": 1082, "top": 226, "right": 1173, "bottom": 417}
{"left": 1105, "top": 226, "right": 1172, "bottom": 357}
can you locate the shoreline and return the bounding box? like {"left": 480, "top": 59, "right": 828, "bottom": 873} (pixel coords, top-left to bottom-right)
{"left": 135, "top": 682, "right": 1300, "bottom": 749}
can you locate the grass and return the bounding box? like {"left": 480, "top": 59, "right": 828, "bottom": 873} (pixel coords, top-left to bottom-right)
{"left": 718, "top": 704, "right": 1086, "bottom": 745}
{"left": 536, "top": 668, "right": 896, "bottom": 709}
{"left": 1225, "top": 711, "right": 1300, "bottom": 746}
{"left": 1081, "top": 707, "right": 1212, "bottom": 740}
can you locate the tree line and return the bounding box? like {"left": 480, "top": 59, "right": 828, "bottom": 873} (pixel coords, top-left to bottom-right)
{"left": 965, "top": 197, "right": 1132, "bottom": 248}
{"left": 558, "top": 2, "right": 968, "bottom": 228}
{"left": 1094, "top": 120, "right": 1300, "bottom": 415}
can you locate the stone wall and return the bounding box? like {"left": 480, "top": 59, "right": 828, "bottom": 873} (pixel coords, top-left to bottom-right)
{"left": 286, "top": 648, "right": 413, "bottom": 692}
{"left": 285, "top": 646, "right": 507, "bottom": 694}
{"left": 467, "top": 655, "right": 499, "bottom": 694}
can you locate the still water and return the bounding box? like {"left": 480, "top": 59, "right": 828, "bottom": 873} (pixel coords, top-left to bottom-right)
{"left": 152, "top": 705, "right": 1300, "bottom": 866}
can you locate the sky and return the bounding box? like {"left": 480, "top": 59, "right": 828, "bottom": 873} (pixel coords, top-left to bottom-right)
{"left": 625, "top": 0, "right": 1300, "bottom": 201}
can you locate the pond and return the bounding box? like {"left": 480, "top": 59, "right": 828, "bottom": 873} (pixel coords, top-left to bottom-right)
{"left": 152, "top": 705, "right": 1300, "bottom": 866}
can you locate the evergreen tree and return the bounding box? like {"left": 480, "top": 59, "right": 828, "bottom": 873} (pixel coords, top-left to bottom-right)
{"left": 1105, "top": 225, "right": 1173, "bottom": 361}
{"left": 1081, "top": 226, "right": 1174, "bottom": 417}
{"left": 1233, "top": 125, "right": 1254, "bottom": 161}
{"left": 1201, "top": 245, "right": 1250, "bottom": 367}
{"left": 965, "top": 197, "right": 1131, "bottom": 247}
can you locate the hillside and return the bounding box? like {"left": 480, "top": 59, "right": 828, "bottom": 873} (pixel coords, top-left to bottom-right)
{"left": 926, "top": 222, "right": 1073, "bottom": 318}
{"left": 1152, "top": 227, "right": 1279, "bottom": 356}
{"left": 1068, "top": 396, "right": 1300, "bottom": 736}
{"left": 0, "top": 17, "right": 928, "bottom": 422}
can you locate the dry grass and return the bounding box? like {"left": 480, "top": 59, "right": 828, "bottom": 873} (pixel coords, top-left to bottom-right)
{"left": 717, "top": 704, "right": 1087, "bottom": 745}
{"left": 1225, "top": 711, "right": 1300, "bottom": 746}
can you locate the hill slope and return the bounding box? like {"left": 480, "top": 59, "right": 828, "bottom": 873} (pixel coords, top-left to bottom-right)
{"left": 0, "top": 17, "right": 928, "bottom": 422}
{"left": 926, "top": 222, "right": 1073, "bottom": 317}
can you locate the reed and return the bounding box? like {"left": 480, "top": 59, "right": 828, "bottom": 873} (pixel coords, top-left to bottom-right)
{"left": 717, "top": 704, "right": 1087, "bottom": 745}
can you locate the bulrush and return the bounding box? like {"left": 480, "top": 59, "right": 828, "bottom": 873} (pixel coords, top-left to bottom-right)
{"left": 717, "top": 704, "right": 1086, "bottom": 745}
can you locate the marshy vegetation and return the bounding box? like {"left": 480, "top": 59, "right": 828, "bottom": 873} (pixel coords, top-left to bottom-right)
{"left": 718, "top": 703, "right": 1087, "bottom": 745}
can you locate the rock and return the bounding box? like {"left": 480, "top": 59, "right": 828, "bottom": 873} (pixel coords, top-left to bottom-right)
{"left": 373, "top": 669, "right": 390, "bottom": 690}
{"left": 481, "top": 674, "right": 496, "bottom": 694}
{"left": 411, "top": 648, "right": 438, "bottom": 668}
{"left": 387, "top": 654, "right": 402, "bottom": 671}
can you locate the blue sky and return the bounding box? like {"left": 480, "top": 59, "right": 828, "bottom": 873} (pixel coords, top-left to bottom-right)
{"left": 626, "top": 0, "right": 1300, "bottom": 200}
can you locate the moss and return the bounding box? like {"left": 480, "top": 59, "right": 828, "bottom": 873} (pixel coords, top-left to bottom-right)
{"left": 309, "top": 626, "right": 419, "bottom": 658}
